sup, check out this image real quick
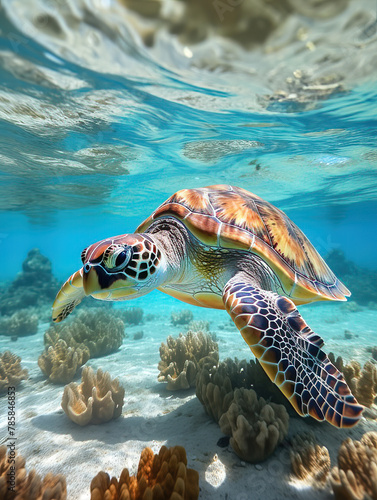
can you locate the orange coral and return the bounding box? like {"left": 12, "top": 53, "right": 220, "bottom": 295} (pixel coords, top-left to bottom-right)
{"left": 0, "top": 445, "right": 66, "bottom": 499}
{"left": 90, "top": 446, "right": 199, "bottom": 500}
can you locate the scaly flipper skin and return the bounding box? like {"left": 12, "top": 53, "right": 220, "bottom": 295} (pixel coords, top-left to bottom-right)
{"left": 223, "top": 277, "right": 364, "bottom": 428}
{"left": 52, "top": 268, "right": 85, "bottom": 323}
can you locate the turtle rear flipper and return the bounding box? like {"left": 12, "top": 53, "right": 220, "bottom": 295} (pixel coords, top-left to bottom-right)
{"left": 223, "top": 276, "right": 364, "bottom": 428}
{"left": 52, "top": 268, "right": 85, "bottom": 322}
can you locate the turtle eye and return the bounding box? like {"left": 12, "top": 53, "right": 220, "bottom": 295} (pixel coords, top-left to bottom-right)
{"left": 103, "top": 246, "right": 132, "bottom": 272}
{"left": 115, "top": 250, "right": 129, "bottom": 268}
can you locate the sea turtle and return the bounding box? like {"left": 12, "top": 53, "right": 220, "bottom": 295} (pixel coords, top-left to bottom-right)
{"left": 52, "top": 185, "right": 363, "bottom": 428}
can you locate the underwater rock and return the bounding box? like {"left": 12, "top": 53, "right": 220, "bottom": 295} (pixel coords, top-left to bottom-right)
{"left": 44, "top": 309, "right": 125, "bottom": 358}
{"left": 158, "top": 330, "right": 219, "bottom": 390}
{"left": 0, "top": 445, "right": 67, "bottom": 499}
{"left": 116, "top": 306, "right": 144, "bottom": 325}
{"left": 171, "top": 309, "right": 194, "bottom": 326}
{"left": 0, "top": 351, "right": 28, "bottom": 393}
{"left": 218, "top": 387, "right": 289, "bottom": 463}
{"left": 330, "top": 432, "right": 377, "bottom": 500}
{"left": 61, "top": 366, "right": 125, "bottom": 426}
{"left": 329, "top": 353, "right": 377, "bottom": 408}
{"left": 133, "top": 330, "right": 144, "bottom": 340}
{"left": 290, "top": 432, "right": 331, "bottom": 486}
{"left": 325, "top": 249, "right": 377, "bottom": 305}
{"left": 0, "top": 310, "right": 38, "bottom": 338}
{"left": 0, "top": 248, "right": 60, "bottom": 317}
{"left": 38, "top": 339, "right": 90, "bottom": 384}
{"left": 196, "top": 357, "right": 294, "bottom": 423}
{"left": 90, "top": 445, "right": 199, "bottom": 499}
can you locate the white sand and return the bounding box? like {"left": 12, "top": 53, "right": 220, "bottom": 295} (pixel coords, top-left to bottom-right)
{"left": 1, "top": 295, "right": 377, "bottom": 499}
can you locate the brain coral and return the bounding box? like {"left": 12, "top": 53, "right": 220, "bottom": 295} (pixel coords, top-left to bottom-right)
{"left": 158, "top": 330, "right": 218, "bottom": 390}
{"left": 90, "top": 445, "right": 199, "bottom": 500}
{"left": 0, "top": 310, "right": 38, "bottom": 338}
{"left": 0, "top": 351, "right": 28, "bottom": 393}
{"left": 196, "top": 357, "right": 292, "bottom": 424}
{"left": 330, "top": 432, "right": 377, "bottom": 500}
{"left": 329, "top": 352, "right": 377, "bottom": 407}
{"left": 0, "top": 445, "right": 66, "bottom": 499}
{"left": 38, "top": 339, "right": 90, "bottom": 384}
{"left": 219, "top": 387, "right": 289, "bottom": 463}
{"left": 61, "top": 366, "right": 125, "bottom": 425}
{"left": 44, "top": 309, "right": 125, "bottom": 358}
{"left": 290, "top": 432, "right": 331, "bottom": 486}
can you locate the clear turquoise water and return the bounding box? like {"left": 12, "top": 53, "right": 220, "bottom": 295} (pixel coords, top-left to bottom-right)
{"left": 1, "top": 1, "right": 377, "bottom": 498}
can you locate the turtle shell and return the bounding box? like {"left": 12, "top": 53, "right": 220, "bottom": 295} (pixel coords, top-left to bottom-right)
{"left": 136, "top": 185, "right": 350, "bottom": 303}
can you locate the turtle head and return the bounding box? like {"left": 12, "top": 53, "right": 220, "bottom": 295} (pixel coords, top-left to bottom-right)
{"left": 52, "top": 233, "right": 167, "bottom": 322}
{"left": 82, "top": 233, "right": 166, "bottom": 299}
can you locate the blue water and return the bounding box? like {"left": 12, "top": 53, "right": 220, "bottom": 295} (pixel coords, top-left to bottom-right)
{"left": 1, "top": 1, "right": 377, "bottom": 498}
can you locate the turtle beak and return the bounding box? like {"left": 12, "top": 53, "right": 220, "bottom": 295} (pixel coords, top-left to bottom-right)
{"left": 82, "top": 264, "right": 101, "bottom": 296}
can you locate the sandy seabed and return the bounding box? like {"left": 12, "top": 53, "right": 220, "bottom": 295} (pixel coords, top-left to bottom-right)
{"left": 1, "top": 295, "right": 377, "bottom": 500}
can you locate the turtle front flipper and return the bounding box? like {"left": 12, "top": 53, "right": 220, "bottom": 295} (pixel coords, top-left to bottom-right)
{"left": 223, "top": 276, "right": 364, "bottom": 428}
{"left": 52, "top": 268, "right": 85, "bottom": 323}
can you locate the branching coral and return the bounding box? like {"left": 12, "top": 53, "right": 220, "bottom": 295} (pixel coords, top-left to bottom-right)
{"left": 330, "top": 432, "right": 377, "bottom": 500}
{"left": 38, "top": 339, "right": 90, "bottom": 384}
{"left": 0, "top": 310, "right": 38, "bottom": 338}
{"left": 158, "top": 330, "right": 218, "bottom": 390}
{"left": 218, "top": 387, "right": 289, "bottom": 463}
{"left": 90, "top": 445, "right": 199, "bottom": 500}
{"left": 0, "top": 445, "right": 67, "bottom": 499}
{"left": 328, "top": 353, "right": 377, "bottom": 407}
{"left": 61, "top": 366, "right": 125, "bottom": 425}
{"left": 0, "top": 351, "right": 28, "bottom": 393}
{"left": 290, "top": 432, "right": 330, "bottom": 486}
{"left": 171, "top": 309, "right": 193, "bottom": 326}
{"left": 43, "top": 309, "right": 125, "bottom": 358}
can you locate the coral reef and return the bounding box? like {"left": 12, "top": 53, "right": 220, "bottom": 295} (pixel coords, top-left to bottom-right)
{"left": 171, "top": 309, "right": 193, "bottom": 326}
{"left": 0, "top": 351, "right": 28, "bottom": 393}
{"left": 158, "top": 331, "right": 218, "bottom": 390}
{"left": 44, "top": 309, "right": 125, "bottom": 359}
{"left": 328, "top": 353, "right": 377, "bottom": 407}
{"left": 188, "top": 320, "right": 210, "bottom": 332}
{"left": 38, "top": 340, "right": 90, "bottom": 384}
{"left": 117, "top": 306, "right": 144, "bottom": 325}
{"left": 218, "top": 387, "right": 289, "bottom": 463}
{"left": 90, "top": 445, "right": 199, "bottom": 499}
{"left": 196, "top": 357, "right": 293, "bottom": 423}
{"left": 0, "top": 445, "right": 67, "bottom": 499}
{"left": 290, "top": 432, "right": 331, "bottom": 486}
{"left": 330, "top": 432, "right": 377, "bottom": 500}
{"left": 0, "top": 248, "right": 59, "bottom": 317}
{"left": 325, "top": 249, "right": 377, "bottom": 305}
{"left": 61, "top": 366, "right": 125, "bottom": 425}
{"left": 0, "top": 310, "right": 38, "bottom": 338}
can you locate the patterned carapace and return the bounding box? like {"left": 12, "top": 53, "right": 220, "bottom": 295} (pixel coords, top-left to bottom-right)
{"left": 137, "top": 184, "right": 350, "bottom": 304}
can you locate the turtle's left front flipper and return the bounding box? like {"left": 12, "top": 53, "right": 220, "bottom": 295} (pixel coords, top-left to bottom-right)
{"left": 52, "top": 268, "right": 85, "bottom": 322}
{"left": 223, "top": 277, "right": 364, "bottom": 428}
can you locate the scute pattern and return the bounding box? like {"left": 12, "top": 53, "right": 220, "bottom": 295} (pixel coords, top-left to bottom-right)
{"left": 222, "top": 280, "right": 364, "bottom": 428}
{"left": 136, "top": 185, "right": 350, "bottom": 302}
